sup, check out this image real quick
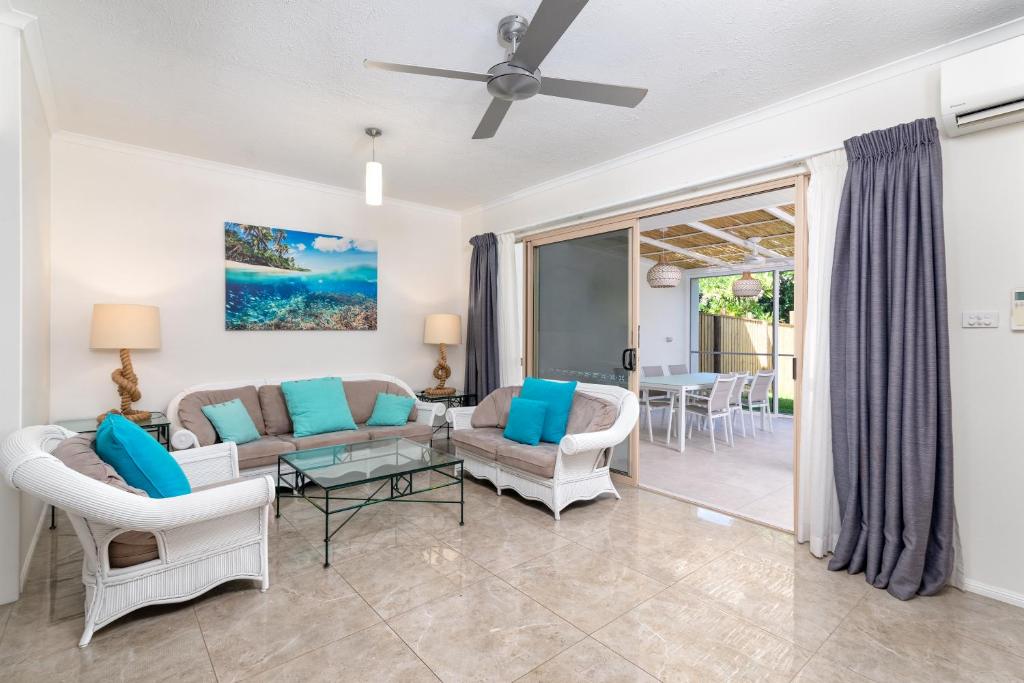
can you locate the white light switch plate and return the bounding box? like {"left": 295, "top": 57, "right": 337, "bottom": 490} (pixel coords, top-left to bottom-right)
{"left": 962, "top": 311, "right": 999, "bottom": 328}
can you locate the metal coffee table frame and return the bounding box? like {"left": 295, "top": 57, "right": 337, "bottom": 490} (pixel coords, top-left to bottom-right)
{"left": 274, "top": 438, "right": 463, "bottom": 567}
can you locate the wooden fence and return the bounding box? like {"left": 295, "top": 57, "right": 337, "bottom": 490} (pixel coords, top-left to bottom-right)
{"left": 697, "top": 313, "right": 795, "bottom": 400}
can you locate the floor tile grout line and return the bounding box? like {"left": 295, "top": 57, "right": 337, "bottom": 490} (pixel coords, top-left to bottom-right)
{"left": 192, "top": 604, "right": 221, "bottom": 682}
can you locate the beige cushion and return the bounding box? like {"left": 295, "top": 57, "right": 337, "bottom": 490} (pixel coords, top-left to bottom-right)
{"left": 236, "top": 436, "right": 296, "bottom": 470}
{"left": 109, "top": 531, "right": 159, "bottom": 568}
{"left": 343, "top": 380, "right": 417, "bottom": 424}
{"left": 178, "top": 386, "right": 266, "bottom": 446}
{"left": 258, "top": 385, "right": 293, "bottom": 436}
{"left": 367, "top": 423, "right": 433, "bottom": 443}
{"left": 280, "top": 426, "right": 373, "bottom": 451}
{"left": 497, "top": 441, "right": 559, "bottom": 479}
{"left": 259, "top": 380, "right": 416, "bottom": 435}
{"left": 52, "top": 434, "right": 148, "bottom": 496}
{"left": 470, "top": 387, "right": 521, "bottom": 428}
{"left": 451, "top": 427, "right": 506, "bottom": 460}
{"left": 565, "top": 393, "right": 618, "bottom": 435}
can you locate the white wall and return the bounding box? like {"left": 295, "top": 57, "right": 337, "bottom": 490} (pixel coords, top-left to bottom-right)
{"left": 17, "top": 39, "right": 50, "bottom": 581}
{"left": 639, "top": 266, "right": 688, "bottom": 370}
{"left": 0, "top": 24, "right": 51, "bottom": 604}
{"left": 462, "top": 26, "right": 1024, "bottom": 603}
{"left": 0, "top": 23, "right": 23, "bottom": 606}
{"left": 49, "top": 136, "right": 464, "bottom": 420}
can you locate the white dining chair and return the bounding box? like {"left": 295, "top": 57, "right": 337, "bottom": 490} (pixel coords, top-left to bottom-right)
{"left": 639, "top": 365, "right": 674, "bottom": 443}
{"left": 727, "top": 373, "right": 749, "bottom": 437}
{"left": 686, "top": 375, "right": 736, "bottom": 453}
{"left": 743, "top": 371, "right": 776, "bottom": 435}
{"left": 668, "top": 364, "right": 688, "bottom": 375}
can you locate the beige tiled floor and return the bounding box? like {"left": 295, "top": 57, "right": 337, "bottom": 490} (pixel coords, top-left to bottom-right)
{"left": 4, "top": 454, "right": 1024, "bottom": 682}
{"left": 639, "top": 411, "right": 795, "bottom": 530}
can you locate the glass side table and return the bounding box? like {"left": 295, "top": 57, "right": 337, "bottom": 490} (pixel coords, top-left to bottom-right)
{"left": 55, "top": 412, "right": 172, "bottom": 448}
{"left": 415, "top": 393, "right": 476, "bottom": 441}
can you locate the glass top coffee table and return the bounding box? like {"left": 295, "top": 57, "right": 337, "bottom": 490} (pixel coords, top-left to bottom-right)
{"left": 274, "top": 437, "right": 463, "bottom": 566}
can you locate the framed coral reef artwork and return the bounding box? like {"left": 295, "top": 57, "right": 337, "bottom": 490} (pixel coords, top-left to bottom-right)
{"left": 224, "top": 222, "right": 377, "bottom": 331}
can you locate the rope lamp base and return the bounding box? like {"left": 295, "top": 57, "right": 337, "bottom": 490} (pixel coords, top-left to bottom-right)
{"left": 98, "top": 348, "right": 152, "bottom": 424}
{"left": 426, "top": 342, "right": 457, "bottom": 397}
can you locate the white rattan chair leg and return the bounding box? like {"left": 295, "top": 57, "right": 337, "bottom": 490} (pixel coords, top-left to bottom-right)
{"left": 79, "top": 586, "right": 102, "bottom": 647}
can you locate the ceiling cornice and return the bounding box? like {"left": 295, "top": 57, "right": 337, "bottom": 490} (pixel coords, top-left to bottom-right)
{"left": 0, "top": 4, "right": 58, "bottom": 132}
{"left": 462, "top": 14, "right": 1024, "bottom": 218}
{"left": 54, "top": 131, "right": 461, "bottom": 218}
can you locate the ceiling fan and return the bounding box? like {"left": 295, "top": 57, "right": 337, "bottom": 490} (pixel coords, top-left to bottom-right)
{"left": 364, "top": 0, "right": 648, "bottom": 139}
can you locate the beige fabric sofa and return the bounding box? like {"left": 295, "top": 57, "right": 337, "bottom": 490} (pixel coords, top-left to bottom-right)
{"left": 168, "top": 373, "right": 445, "bottom": 474}
{"left": 447, "top": 382, "right": 639, "bottom": 519}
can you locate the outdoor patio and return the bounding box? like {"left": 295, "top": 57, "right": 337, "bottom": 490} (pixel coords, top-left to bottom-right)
{"left": 638, "top": 415, "right": 794, "bottom": 530}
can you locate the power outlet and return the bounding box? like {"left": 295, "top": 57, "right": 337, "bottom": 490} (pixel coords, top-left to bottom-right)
{"left": 962, "top": 311, "right": 999, "bottom": 328}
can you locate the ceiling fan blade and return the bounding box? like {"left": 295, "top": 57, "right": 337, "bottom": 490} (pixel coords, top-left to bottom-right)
{"left": 510, "top": 0, "right": 589, "bottom": 71}
{"left": 472, "top": 98, "right": 513, "bottom": 139}
{"left": 539, "top": 77, "right": 647, "bottom": 107}
{"left": 364, "top": 60, "right": 489, "bottom": 82}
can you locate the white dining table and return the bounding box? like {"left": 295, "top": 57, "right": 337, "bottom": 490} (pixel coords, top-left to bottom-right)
{"left": 639, "top": 372, "right": 747, "bottom": 453}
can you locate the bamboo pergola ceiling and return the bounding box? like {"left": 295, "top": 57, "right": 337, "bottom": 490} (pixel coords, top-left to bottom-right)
{"left": 640, "top": 203, "right": 796, "bottom": 270}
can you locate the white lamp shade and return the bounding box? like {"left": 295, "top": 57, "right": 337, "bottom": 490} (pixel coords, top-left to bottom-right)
{"left": 365, "top": 160, "right": 383, "bottom": 206}
{"left": 90, "top": 304, "right": 161, "bottom": 350}
{"left": 424, "top": 314, "right": 461, "bottom": 345}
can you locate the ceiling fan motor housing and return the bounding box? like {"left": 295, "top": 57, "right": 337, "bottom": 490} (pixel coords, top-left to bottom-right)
{"left": 487, "top": 62, "right": 541, "bottom": 101}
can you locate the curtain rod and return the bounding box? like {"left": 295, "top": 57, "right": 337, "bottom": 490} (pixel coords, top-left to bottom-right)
{"left": 508, "top": 143, "right": 844, "bottom": 239}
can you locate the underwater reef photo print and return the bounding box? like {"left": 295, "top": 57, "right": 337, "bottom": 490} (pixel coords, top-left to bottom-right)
{"left": 224, "top": 222, "right": 378, "bottom": 331}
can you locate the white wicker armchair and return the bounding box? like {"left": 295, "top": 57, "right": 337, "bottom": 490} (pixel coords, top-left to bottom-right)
{"left": 0, "top": 425, "right": 275, "bottom": 647}
{"left": 447, "top": 382, "right": 639, "bottom": 519}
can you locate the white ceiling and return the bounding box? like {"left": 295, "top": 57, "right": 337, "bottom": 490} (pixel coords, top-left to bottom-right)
{"left": 16, "top": 0, "right": 1024, "bottom": 210}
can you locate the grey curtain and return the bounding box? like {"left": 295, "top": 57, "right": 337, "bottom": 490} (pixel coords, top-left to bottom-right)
{"left": 466, "top": 233, "right": 500, "bottom": 399}
{"left": 828, "top": 118, "right": 956, "bottom": 599}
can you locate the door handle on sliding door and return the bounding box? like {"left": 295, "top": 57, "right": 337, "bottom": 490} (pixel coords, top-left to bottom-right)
{"left": 621, "top": 348, "right": 637, "bottom": 372}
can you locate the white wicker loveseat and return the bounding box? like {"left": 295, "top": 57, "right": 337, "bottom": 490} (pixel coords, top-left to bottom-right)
{"left": 447, "top": 382, "right": 639, "bottom": 519}
{"left": 0, "top": 425, "right": 274, "bottom": 647}
{"left": 167, "top": 373, "right": 446, "bottom": 478}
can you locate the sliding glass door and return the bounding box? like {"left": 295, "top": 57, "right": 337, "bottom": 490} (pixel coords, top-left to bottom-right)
{"left": 525, "top": 220, "right": 639, "bottom": 481}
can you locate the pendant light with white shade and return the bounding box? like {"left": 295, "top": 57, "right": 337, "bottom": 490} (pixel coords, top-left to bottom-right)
{"left": 364, "top": 127, "right": 383, "bottom": 206}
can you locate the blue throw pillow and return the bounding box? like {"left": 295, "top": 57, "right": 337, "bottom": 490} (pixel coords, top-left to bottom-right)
{"left": 280, "top": 377, "right": 357, "bottom": 437}
{"left": 503, "top": 398, "right": 547, "bottom": 446}
{"left": 95, "top": 413, "right": 191, "bottom": 498}
{"left": 367, "top": 392, "right": 416, "bottom": 427}
{"left": 519, "top": 377, "right": 578, "bottom": 444}
{"left": 201, "top": 398, "right": 260, "bottom": 445}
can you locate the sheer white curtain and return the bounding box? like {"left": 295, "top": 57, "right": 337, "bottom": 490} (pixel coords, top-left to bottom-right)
{"left": 496, "top": 233, "right": 522, "bottom": 387}
{"left": 797, "top": 149, "right": 847, "bottom": 557}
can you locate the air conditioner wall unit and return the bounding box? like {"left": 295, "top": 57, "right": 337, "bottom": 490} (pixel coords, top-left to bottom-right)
{"left": 940, "top": 34, "right": 1024, "bottom": 137}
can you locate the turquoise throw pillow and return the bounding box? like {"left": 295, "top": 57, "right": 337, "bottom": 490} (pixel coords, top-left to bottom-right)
{"left": 503, "top": 398, "right": 547, "bottom": 446}
{"left": 95, "top": 413, "right": 191, "bottom": 498}
{"left": 201, "top": 398, "right": 260, "bottom": 445}
{"left": 280, "top": 377, "right": 357, "bottom": 437}
{"left": 367, "top": 392, "right": 416, "bottom": 427}
{"left": 519, "top": 377, "right": 578, "bottom": 444}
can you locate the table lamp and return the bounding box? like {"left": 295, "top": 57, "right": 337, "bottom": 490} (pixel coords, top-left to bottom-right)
{"left": 423, "top": 313, "right": 461, "bottom": 397}
{"left": 90, "top": 303, "right": 161, "bottom": 423}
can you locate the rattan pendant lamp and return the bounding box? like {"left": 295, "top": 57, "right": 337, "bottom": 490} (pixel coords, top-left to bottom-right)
{"left": 646, "top": 230, "right": 682, "bottom": 288}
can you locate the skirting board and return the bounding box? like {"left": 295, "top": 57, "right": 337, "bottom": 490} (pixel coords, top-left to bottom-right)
{"left": 963, "top": 579, "right": 1024, "bottom": 609}
{"left": 19, "top": 504, "right": 48, "bottom": 590}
